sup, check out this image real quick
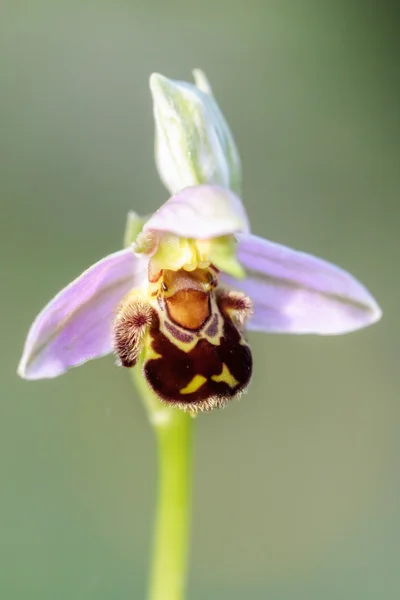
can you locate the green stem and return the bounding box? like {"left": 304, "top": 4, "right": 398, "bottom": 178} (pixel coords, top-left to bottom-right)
{"left": 131, "top": 365, "right": 193, "bottom": 600}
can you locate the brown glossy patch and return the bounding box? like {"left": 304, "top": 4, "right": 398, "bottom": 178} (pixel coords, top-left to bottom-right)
{"left": 166, "top": 290, "right": 210, "bottom": 330}
{"left": 113, "top": 294, "right": 154, "bottom": 367}
{"left": 143, "top": 311, "right": 252, "bottom": 411}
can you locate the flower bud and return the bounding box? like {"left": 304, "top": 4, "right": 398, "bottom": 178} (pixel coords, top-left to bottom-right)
{"left": 149, "top": 69, "right": 241, "bottom": 196}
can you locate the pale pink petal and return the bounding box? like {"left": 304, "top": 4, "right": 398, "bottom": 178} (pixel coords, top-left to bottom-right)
{"left": 143, "top": 184, "right": 250, "bottom": 239}
{"left": 222, "top": 234, "right": 382, "bottom": 335}
{"left": 18, "top": 249, "right": 147, "bottom": 379}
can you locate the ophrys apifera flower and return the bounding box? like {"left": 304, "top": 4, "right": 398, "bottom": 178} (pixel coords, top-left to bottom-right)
{"left": 17, "top": 71, "right": 381, "bottom": 412}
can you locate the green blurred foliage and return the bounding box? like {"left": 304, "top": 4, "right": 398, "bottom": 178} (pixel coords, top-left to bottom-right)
{"left": 1, "top": 1, "right": 399, "bottom": 598}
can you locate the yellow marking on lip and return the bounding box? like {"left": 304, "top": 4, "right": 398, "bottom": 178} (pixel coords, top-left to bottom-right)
{"left": 144, "top": 336, "right": 162, "bottom": 361}
{"left": 211, "top": 363, "right": 239, "bottom": 388}
{"left": 146, "top": 346, "right": 162, "bottom": 360}
{"left": 180, "top": 374, "right": 207, "bottom": 395}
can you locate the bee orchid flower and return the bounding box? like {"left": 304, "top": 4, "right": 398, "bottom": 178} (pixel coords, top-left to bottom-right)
{"left": 18, "top": 182, "right": 381, "bottom": 411}
{"left": 17, "top": 70, "right": 381, "bottom": 412}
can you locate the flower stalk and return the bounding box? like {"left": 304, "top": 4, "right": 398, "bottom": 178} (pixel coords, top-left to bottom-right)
{"left": 131, "top": 362, "right": 192, "bottom": 600}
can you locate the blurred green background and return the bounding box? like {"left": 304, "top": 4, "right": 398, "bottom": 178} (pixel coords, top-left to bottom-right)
{"left": 1, "top": 1, "right": 399, "bottom": 598}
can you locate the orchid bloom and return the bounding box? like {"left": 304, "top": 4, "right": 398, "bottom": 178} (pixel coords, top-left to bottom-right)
{"left": 17, "top": 70, "right": 381, "bottom": 412}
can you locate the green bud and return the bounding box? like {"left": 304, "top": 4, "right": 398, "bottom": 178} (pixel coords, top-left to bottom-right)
{"left": 149, "top": 69, "right": 242, "bottom": 196}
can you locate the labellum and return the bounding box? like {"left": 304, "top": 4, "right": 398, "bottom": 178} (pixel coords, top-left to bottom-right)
{"left": 113, "top": 266, "right": 253, "bottom": 412}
